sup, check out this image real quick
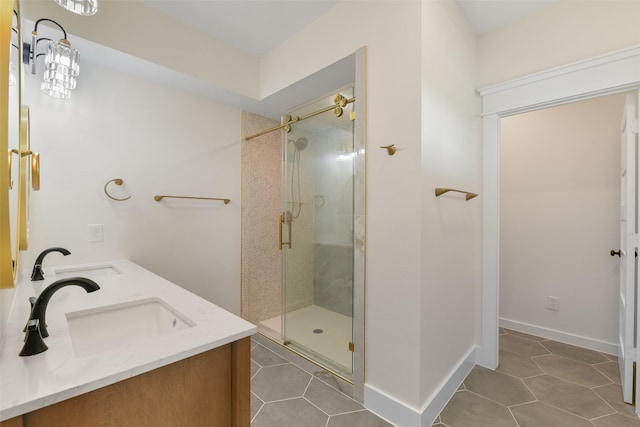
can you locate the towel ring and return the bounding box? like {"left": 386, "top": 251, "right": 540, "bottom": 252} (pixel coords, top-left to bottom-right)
{"left": 104, "top": 178, "right": 131, "bottom": 201}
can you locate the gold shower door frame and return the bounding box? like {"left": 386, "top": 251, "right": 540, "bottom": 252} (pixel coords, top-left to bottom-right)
{"left": 281, "top": 87, "right": 356, "bottom": 381}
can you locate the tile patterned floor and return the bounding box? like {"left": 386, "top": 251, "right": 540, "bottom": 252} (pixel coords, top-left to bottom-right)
{"left": 252, "top": 329, "right": 640, "bottom": 426}
{"left": 432, "top": 328, "right": 640, "bottom": 427}
{"left": 250, "top": 339, "right": 392, "bottom": 426}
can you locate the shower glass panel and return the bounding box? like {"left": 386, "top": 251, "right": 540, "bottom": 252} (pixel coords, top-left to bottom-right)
{"left": 282, "top": 88, "right": 355, "bottom": 380}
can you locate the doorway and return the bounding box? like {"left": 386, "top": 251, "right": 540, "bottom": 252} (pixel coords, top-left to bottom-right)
{"left": 478, "top": 46, "right": 640, "bottom": 373}
{"left": 499, "top": 94, "right": 625, "bottom": 353}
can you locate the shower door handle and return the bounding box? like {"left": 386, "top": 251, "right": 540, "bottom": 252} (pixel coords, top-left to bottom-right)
{"left": 279, "top": 213, "right": 292, "bottom": 249}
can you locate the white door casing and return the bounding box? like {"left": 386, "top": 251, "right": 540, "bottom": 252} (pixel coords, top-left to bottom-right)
{"left": 617, "top": 91, "right": 639, "bottom": 404}
{"left": 478, "top": 46, "right": 640, "bottom": 371}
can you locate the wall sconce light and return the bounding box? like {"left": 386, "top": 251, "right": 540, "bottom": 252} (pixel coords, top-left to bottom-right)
{"left": 54, "top": 0, "right": 98, "bottom": 17}
{"left": 23, "top": 18, "right": 79, "bottom": 99}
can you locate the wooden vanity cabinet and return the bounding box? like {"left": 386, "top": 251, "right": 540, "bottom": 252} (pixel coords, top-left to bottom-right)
{"left": 0, "top": 337, "right": 251, "bottom": 427}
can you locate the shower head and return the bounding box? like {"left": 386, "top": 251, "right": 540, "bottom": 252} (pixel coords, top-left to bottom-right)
{"left": 288, "top": 137, "right": 308, "bottom": 151}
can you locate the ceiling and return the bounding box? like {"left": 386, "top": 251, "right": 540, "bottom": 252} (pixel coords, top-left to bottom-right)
{"left": 142, "top": 0, "right": 561, "bottom": 58}
{"left": 456, "top": 0, "right": 560, "bottom": 35}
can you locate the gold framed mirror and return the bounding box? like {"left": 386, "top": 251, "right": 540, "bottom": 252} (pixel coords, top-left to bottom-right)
{"left": 1, "top": 0, "right": 24, "bottom": 288}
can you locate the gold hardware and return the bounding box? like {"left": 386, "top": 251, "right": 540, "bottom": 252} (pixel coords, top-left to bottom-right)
{"left": 12, "top": 149, "right": 40, "bottom": 191}
{"left": 244, "top": 95, "right": 356, "bottom": 141}
{"left": 104, "top": 178, "right": 131, "bottom": 201}
{"left": 348, "top": 342, "right": 354, "bottom": 352}
{"left": 334, "top": 94, "right": 348, "bottom": 107}
{"left": 434, "top": 188, "right": 478, "bottom": 201}
{"left": 31, "top": 152, "right": 40, "bottom": 191}
{"left": 334, "top": 107, "right": 343, "bottom": 117}
{"left": 245, "top": 115, "right": 300, "bottom": 141}
{"left": 350, "top": 111, "right": 356, "bottom": 121}
{"left": 17, "top": 106, "right": 30, "bottom": 250}
{"left": 283, "top": 115, "right": 293, "bottom": 134}
{"left": 279, "top": 212, "right": 292, "bottom": 249}
{"left": 380, "top": 144, "right": 396, "bottom": 156}
{"left": 7, "top": 150, "right": 13, "bottom": 189}
{"left": 153, "top": 195, "right": 231, "bottom": 204}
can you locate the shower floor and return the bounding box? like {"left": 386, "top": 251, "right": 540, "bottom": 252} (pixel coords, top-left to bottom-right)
{"left": 259, "top": 304, "right": 353, "bottom": 374}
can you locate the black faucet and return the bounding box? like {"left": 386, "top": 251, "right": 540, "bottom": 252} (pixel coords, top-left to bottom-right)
{"left": 20, "top": 277, "right": 100, "bottom": 357}
{"left": 31, "top": 247, "right": 71, "bottom": 281}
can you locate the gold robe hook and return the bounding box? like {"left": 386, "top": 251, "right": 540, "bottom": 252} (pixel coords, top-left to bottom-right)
{"left": 380, "top": 144, "right": 396, "bottom": 156}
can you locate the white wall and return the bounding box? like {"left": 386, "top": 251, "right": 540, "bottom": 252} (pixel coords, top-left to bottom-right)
{"left": 420, "top": 0, "right": 481, "bottom": 409}
{"left": 22, "top": 62, "right": 242, "bottom": 315}
{"left": 500, "top": 94, "right": 624, "bottom": 349}
{"left": 22, "top": 0, "right": 259, "bottom": 98}
{"left": 477, "top": 0, "right": 640, "bottom": 87}
{"left": 262, "top": 0, "right": 480, "bottom": 423}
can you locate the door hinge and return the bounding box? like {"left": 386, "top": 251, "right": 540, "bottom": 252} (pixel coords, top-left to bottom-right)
{"left": 348, "top": 342, "right": 355, "bottom": 352}
{"left": 350, "top": 111, "right": 356, "bottom": 121}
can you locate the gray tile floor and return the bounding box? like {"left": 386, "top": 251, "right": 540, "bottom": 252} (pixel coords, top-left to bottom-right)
{"left": 432, "top": 328, "right": 640, "bottom": 427}
{"left": 253, "top": 329, "right": 640, "bottom": 426}
{"left": 250, "top": 339, "right": 393, "bottom": 426}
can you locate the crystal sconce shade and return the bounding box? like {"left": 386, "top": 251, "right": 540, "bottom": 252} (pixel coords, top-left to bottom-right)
{"left": 54, "top": 0, "right": 98, "bottom": 16}
{"left": 42, "top": 39, "right": 79, "bottom": 98}
{"left": 41, "top": 78, "right": 71, "bottom": 99}
{"left": 24, "top": 19, "right": 80, "bottom": 99}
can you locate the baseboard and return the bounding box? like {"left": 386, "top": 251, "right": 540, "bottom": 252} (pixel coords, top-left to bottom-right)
{"left": 499, "top": 318, "right": 617, "bottom": 356}
{"left": 364, "top": 346, "right": 477, "bottom": 427}
{"left": 364, "top": 385, "right": 421, "bottom": 427}
{"left": 420, "top": 346, "right": 477, "bottom": 426}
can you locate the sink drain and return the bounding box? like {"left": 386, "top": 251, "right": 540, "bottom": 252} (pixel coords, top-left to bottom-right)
{"left": 313, "top": 329, "right": 324, "bottom": 334}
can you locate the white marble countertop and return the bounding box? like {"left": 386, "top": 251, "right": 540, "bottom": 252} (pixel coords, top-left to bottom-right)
{"left": 0, "top": 260, "right": 256, "bottom": 422}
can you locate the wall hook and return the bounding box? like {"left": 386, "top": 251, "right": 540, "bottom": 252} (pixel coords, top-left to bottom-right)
{"left": 380, "top": 144, "right": 396, "bottom": 156}
{"left": 104, "top": 178, "right": 131, "bottom": 201}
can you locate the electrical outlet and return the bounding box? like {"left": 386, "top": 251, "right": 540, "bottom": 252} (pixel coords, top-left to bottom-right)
{"left": 88, "top": 224, "right": 103, "bottom": 243}
{"left": 547, "top": 296, "right": 560, "bottom": 311}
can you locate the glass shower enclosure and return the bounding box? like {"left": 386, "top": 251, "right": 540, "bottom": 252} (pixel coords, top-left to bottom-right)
{"left": 280, "top": 88, "right": 355, "bottom": 380}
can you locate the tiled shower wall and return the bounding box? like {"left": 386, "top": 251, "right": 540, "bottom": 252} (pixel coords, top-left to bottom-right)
{"left": 312, "top": 124, "right": 355, "bottom": 318}
{"left": 240, "top": 112, "right": 282, "bottom": 325}
{"left": 283, "top": 128, "right": 316, "bottom": 314}
{"left": 240, "top": 112, "right": 315, "bottom": 325}
{"left": 314, "top": 243, "right": 353, "bottom": 317}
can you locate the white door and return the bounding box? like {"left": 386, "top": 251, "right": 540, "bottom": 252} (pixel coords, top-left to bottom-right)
{"left": 616, "top": 91, "right": 639, "bottom": 405}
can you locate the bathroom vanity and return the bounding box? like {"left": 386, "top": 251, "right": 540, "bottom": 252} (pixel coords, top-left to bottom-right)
{"left": 0, "top": 260, "right": 256, "bottom": 426}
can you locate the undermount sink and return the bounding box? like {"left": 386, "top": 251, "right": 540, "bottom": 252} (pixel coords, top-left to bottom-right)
{"left": 55, "top": 264, "right": 123, "bottom": 280}
{"left": 66, "top": 298, "right": 195, "bottom": 357}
